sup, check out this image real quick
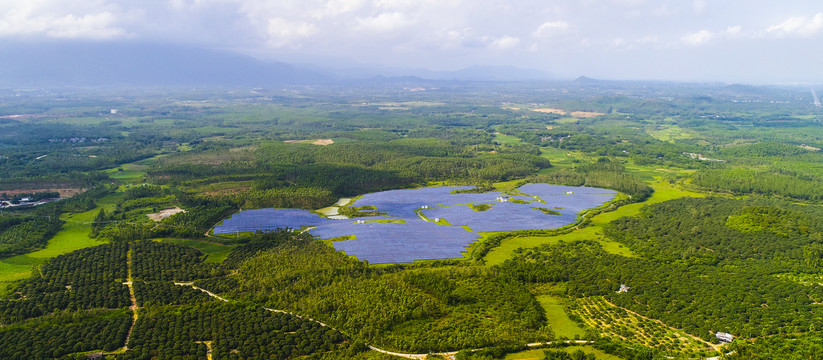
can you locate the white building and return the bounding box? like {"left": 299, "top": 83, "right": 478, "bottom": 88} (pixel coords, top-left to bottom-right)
{"left": 716, "top": 332, "right": 734, "bottom": 343}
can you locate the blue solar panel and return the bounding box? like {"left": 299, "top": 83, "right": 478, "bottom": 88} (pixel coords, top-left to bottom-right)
{"left": 212, "top": 208, "right": 326, "bottom": 234}
{"left": 212, "top": 184, "right": 617, "bottom": 263}
{"left": 328, "top": 222, "right": 478, "bottom": 264}
{"left": 421, "top": 202, "right": 577, "bottom": 233}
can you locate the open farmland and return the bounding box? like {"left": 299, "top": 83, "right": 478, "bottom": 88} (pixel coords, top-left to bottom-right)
{"left": 212, "top": 184, "right": 615, "bottom": 263}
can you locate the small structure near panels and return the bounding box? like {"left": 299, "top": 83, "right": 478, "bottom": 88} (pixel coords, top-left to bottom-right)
{"left": 715, "top": 332, "right": 734, "bottom": 343}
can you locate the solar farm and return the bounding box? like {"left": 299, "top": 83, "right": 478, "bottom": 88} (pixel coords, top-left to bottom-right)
{"left": 212, "top": 184, "right": 616, "bottom": 263}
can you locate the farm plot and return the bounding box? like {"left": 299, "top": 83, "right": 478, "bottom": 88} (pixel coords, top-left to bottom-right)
{"left": 212, "top": 184, "right": 616, "bottom": 264}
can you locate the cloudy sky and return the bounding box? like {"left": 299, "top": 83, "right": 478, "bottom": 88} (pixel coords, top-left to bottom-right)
{"left": 2, "top": 0, "right": 822, "bottom": 83}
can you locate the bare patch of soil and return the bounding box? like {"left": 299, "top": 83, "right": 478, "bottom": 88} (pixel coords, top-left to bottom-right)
{"left": 799, "top": 144, "right": 822, "bottom": 151}
{"left": 229, "top": 146, "right": 258, "bottom": 152}
{"left": 147, "top": 207, "right": 186, "bottom": 221}
{"left": 533, "top": 108, "right": 567, "bottom": 115}
{"left": 284, "top": 139, "right": 334, "bottom": 146}
{"left": 0, "top": 188, "right": 85, "bottom": 197}
{"left": 571, "top": 111, "right": 605, "bottom": 118}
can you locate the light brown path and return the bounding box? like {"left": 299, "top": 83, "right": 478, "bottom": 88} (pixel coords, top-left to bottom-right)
{"left": 195, "top": 341, "right": 214, "bottom": 360}
{"left": 122, "top": 245, "right": 138, "bottom": 351}
{"left": 173, "top": 282, "right": 229, "bottom": 302}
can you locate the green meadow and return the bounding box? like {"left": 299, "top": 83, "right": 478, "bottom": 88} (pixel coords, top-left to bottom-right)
{"left": 504, "top": 346, "right": 623, "bottom": 360}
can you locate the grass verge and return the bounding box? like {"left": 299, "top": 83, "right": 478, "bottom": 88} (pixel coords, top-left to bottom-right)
{"left": 157, "top": 238, "right": 233, "bottom": 264}
{"left": 536, "top": 294, "right": 586, "bottom": 339}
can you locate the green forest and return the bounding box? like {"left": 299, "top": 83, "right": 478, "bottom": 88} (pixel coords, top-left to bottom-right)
{"left": 1, "top": 81, "right": 823, "bottom": 359}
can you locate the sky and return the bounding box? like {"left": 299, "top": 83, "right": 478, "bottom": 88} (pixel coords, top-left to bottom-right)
{"left": 1, "top": 0, "right": 822, "bottom": 83}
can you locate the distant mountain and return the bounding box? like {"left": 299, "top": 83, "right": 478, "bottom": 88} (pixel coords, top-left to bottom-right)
{"left": 0, "top": 42, "right": 330, "bottom": 87}
{"left": 415, "top": 65, "right": 557, "bottom": 81}
{"left": 571, "top": 76, "right": 601, "bottom": 83}
{"left": 305, "top": 64, "right": 556, "bottom": 82}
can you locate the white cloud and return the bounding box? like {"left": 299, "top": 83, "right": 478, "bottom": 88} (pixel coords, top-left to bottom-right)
{"left": 486, "top": 35, "right": 520, "bottom": 49}
{"left": 168, "top": 0, "right": 210, "bottom": 11}
{"left": 374, "top": 0, "right": 458, "bottom": 9}
{"left": 533, "top": 21, "right": 569, "bottom": 37}
{"left": 726, "top": 25, "right": 742, "bottom": 34}
{"left": 724, "top": 25, "right": 743, "bottom": 38}
{"left": 47, "top": 12, "right": 126, "bottom": 39}
{"left": 0, "top": 1, "right": 128, "bottom": 39}
{"left": 0, "top": 0, "right": 822, "bottom": 82}
{"left": 439, "top": 29, "right": 467, "bottom": 48}
{"left": 680, "top": 29, "right": 714, "bottom": 45}
{"left": 267, "top": 18, "right": 317, "bottom": 47}
{"left": 636, "top": 35, "right": 660, "bottom": 44}
{"left": 610, "top": 37, "right": 627, "bottom": 48}
{"left": 610, "top": 0, "right": 648, "bottom": 6}
{"left": 693, "top": 0, "right": 706, "bottom": 13}
{"left": 767, "top": 13, "right": 823, "bottom": 37}
{"left": 311, "top": 0, "right": 367, "bottom": 19}
{"left": 355, "top": 12, "right": 415, "bottom": 32}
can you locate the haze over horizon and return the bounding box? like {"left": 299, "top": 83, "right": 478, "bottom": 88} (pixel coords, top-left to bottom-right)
{"left": 2, "top": 0, "right": 823, "bottom": 84}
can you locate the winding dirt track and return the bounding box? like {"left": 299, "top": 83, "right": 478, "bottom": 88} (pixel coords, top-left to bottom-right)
{"left": 171, "top": 282, "right": 596, "bottom": 359}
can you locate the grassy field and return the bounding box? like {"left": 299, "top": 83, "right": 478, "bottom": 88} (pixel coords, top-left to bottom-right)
{"left": 158, "top": 238, "right": 233, "bottom": 264}
{"left": 493, "top": 179, "right": 524, "bottom": 191}
{"left": 504, "top": 346, "right": 624, "bottom": 360}
{"left": 495, "top": 133, "right": 523, "bottom": 145}
{"left": 104, "top": 154, "right": 165, "bottom": 186}
{"left": 536, "top": 294, "right": 586, "bottom": 339}
{"left": 484, "top": 230, "right": 638, "bottom": 266}
{"left": 0, "top": 261, "right": 33, "bottom": 285}
{"left": 0, "top": 192, "right": 122, "bottom": 290}
{"left": 538, "top": 148, "right": 585, "bottom": 172}
{"left": 553, "top": 117, "right": 580, "bottom": 124}
{"left": 646, "top": 124, "right": 696, "bottom": 142}
{"left": 363, "top": 219, "right": 406, "bottom": 224}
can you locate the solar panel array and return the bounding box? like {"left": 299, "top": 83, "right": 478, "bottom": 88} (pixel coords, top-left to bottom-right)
{"left": 212, "top": 184, "right": 616, "bottom": 263}
{"left": 212, "top": 208, "right": 326, "bottom": 234}
{"left": 319, "top": 222, "right": 480, "bottom": 264}
{"left": 421, "top": 202, "right": 576, "bottom": 233}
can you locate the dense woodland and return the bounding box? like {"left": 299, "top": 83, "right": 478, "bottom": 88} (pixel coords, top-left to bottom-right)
{"left": 1, "top": 82, "right": 823, "bottom": 359}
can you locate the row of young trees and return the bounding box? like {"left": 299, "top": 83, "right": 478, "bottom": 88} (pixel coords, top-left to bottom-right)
{"left": 131, "top": 240, "right": 220, "bottom": 281}
{"left": 0, "top": 310, "right": 132, "bottom": 359}
{"left": 133, "top": 281, "right": 215, "bottom": 307}
{"left": 691, "top": 168, "right": 823, "bottom": 201}
{"left": 0, "top": 230, "right": 356, "bottom": 359}
{"left": 0, "top": 217, "right": 62, "bottom": 258}
{"left": 0, "top": 242, "right": 131, "bottom": 324}
{"left": 115, "top": 303, "right": 346, "bottom": 360}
